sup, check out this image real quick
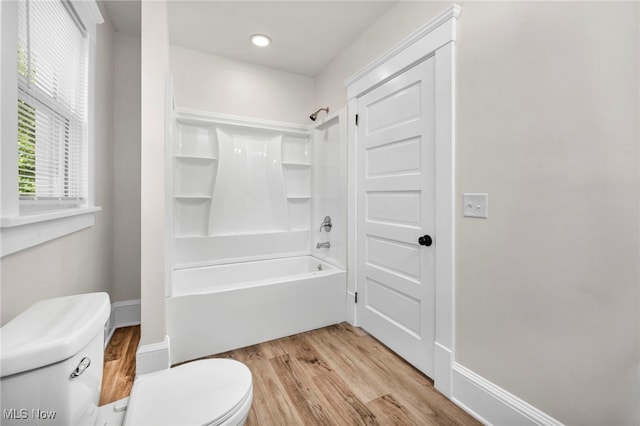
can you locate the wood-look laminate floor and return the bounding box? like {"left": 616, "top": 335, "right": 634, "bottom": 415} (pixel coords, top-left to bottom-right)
{"left": 101, "top": 323, "right": 480, "bottom": 425}
{"left": 100, "top": 325, "right": 140, "bottom": 406}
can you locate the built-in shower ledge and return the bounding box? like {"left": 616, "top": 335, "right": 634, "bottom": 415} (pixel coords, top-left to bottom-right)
{"left": 173, "top": 230, "right": 310, "bottom": 266}
{"left": 174, "top": 229, "right": 310, "bottom": 237}
{"left": 172, "top": 251, "right": 312, "bottom": 270}
{"left": 173, "top": 195, "right": 212, "bottom": 199}
{"left": 282, "top": 162, "right": 310, "bottom": 167}
{"left": 174, "top": 155, "right": 218, "bottom": 161}
{"left": 176, "top": 108, "right": 310, "bottom": 136}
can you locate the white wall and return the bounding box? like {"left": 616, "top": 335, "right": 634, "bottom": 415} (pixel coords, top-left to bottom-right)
{"left": 454, "top": 3, "right": 639, "bottom": 425}
{"left": 140, "top": 0, "right": 170, "bottom": 346}
{"left": 170, "top": 45, "right": 314, "bottom": 124}
{"left": 0, "top": 13, "right": 116, "bottom": 325}
{"left": 315, "top": 2, "right": 639, "bottom": 425}
{"left": 112, "top": 31, "right": 141, "bottom": 302}
{"left": 313, "top": 1, "right": 448, "bottom": 110}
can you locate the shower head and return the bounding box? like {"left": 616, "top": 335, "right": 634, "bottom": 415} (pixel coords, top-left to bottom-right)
{"left": 309, "top": 107, "right": 329, "bottom": 121}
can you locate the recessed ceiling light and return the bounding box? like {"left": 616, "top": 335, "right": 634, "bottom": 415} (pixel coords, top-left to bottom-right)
{"left": 250, "top": 34, "right": 271, "bottom": 47}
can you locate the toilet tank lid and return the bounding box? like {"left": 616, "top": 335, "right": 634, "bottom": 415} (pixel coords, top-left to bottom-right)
{"left": 0, "top": 292, "right": 110, "bottom": 377}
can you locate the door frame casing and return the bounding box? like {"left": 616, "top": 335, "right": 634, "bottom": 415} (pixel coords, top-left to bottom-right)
{"left": 344, "top": 4, "right": 460, "bottom": 397}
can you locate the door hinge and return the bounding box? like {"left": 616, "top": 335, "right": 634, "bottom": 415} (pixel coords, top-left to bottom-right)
{"left": 355, "top": 114, "right": 359, "bottom": 126}
{"left": 355, "top": 292, "right": 358, "bottom": 304}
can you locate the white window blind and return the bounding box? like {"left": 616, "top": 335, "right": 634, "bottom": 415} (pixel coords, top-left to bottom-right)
{"left": 17, "top": 0, "right": 88, "bottom": 205}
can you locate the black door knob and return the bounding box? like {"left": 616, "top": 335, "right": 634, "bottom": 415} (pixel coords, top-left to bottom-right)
{"left": 418, "top": 235, "right": 432, "bottom": 246}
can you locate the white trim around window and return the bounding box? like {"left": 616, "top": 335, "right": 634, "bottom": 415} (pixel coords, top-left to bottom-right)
{"left": 1, "top": 206, "right": 101, "bottom": 256}
{"left": 0, "top": 0, "right": 103, "bottom": 257}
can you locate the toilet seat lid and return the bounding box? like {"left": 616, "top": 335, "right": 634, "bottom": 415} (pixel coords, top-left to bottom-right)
{"left": 123, "top": 359, "right": 252, "bottom": 426}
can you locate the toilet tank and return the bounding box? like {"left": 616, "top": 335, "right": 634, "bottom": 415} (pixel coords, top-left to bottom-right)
{"left": 0, "top": 293, "right": 111, "bottom": 426}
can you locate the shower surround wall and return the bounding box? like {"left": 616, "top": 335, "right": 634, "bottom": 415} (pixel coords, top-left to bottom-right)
{"left": 311, "top": 113, "right": 347, "bottom": 269}
{"left": 172, "top": 109, "right": 312, "bottom": 267}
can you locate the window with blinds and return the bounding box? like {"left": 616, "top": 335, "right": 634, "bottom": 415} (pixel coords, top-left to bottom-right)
{"left": 17, "top": 0, "right": 88, "bottom": 206}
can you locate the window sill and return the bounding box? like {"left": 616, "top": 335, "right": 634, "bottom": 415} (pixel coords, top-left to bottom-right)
{"left": 1, "top": 206, "right": 101, "bottom": 257}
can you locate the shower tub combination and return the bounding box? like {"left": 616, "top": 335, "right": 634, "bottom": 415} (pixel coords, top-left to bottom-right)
{"left": 167, "top": 256, "right": 346, "bottom": 364}
{"left": 166, "top": 109, "right": 347, "bottom": 365}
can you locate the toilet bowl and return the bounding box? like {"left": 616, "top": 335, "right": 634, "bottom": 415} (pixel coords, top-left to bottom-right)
{"left": 0, "top": 293, "right": 253, "bottom": 426}
{"left": 117, "top": 359, "right": 252, "bottom": 426}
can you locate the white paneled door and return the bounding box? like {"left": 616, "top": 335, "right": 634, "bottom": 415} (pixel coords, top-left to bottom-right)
{"left": 356, "top": 57, "right": 436, "bottom": 377}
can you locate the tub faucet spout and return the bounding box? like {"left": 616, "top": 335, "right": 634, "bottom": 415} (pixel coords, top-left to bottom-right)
{"left": 316, "top": 242, "right": 330, "bottom": 249}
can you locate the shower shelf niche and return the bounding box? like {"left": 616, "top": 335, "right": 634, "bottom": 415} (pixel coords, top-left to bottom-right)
{"left": 174, "top": 158, "right": 217, "bottom": 199}
{"left": 173, "top": 198, "right": 211, "bottom": 237}
{"left": 282, "top": 161, "right": 310, "bottom": 166}
{"left": 175, "top": 154, "right": 218, "bottom": 160}
{"left": 171, "top": 108, "right": 313, "bottom": 266}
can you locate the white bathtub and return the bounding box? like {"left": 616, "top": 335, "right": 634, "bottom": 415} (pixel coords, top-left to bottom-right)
{"left": 167, "top": 256, "right": 346, "bottom": 364}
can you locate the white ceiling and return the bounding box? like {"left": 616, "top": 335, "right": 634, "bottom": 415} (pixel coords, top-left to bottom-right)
{"left": 166, "top": 1, "right": 397, "bottom": 77}
{"left": 100, "top": 1, "right": 396, "bottom": 77}
{"left": 101, "top": 0, "right": 141, "bottom": 37}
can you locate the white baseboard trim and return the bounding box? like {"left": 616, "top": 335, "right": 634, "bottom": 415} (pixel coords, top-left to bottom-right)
{"left": 112, "top": 299, "right": 141, "bottom": 328}
{"left": 105, "top": 299, "right": 141, "bottom": 346}
{"left": 452, "top": 363, "right": 564, "bottom": 426}
{"left": 136, "top": 335, "right": 171, "bottom": 377}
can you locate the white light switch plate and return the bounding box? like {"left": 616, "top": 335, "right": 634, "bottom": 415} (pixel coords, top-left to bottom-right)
{"left": 463, "top": 193, "right": 489, "bottom": 218}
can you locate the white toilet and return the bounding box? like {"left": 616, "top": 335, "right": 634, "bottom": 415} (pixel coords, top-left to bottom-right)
{"left": 0, "top": 293, "right": 253, "bottom": 426}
